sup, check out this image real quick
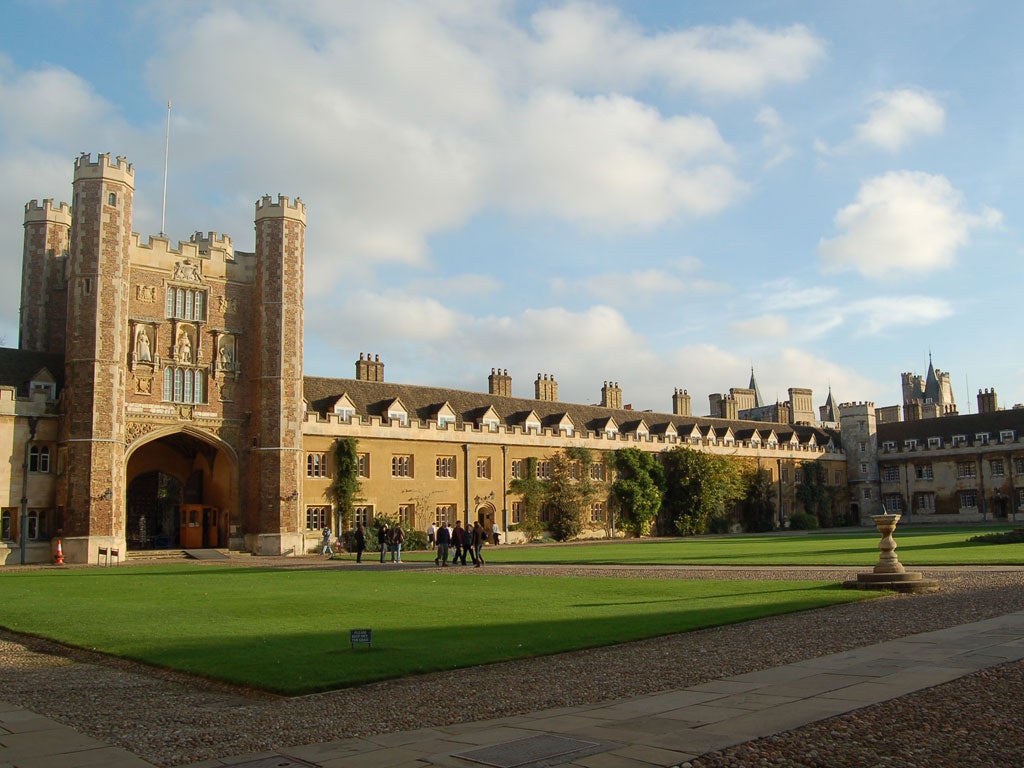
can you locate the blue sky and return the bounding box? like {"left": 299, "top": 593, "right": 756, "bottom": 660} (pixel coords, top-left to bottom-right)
{"left": 1, "top": 1, "right": 1021, "bottom": 415}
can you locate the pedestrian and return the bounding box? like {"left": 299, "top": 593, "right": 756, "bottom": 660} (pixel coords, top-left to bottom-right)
{"left": 354, "top": 521, "right": 366, "bottom": 563}
{"left": 390, "top": 522, "right": 404, "bottom": 562}
{"left": 435, "top": 520, "right": 451, "bottom": 566}
{"left": 492, "top": 521, "right": 500, "bottom": 546}
{"left": 377, "top": 522, "right": 388, "bottom": 563}
{"left": 472, "top": 520, "right": 486, "bottom": 567}
{"left": 427, "top": 522, "right": 436, "bottom": 549}
{"left": 462, "top": 519, "right": 478, "bottom": 566}
{"left": 450, "top": 520, "right": 465, "bottom": 565}
{"left": 321, "top": 525, "right": 334, "bottom": 558}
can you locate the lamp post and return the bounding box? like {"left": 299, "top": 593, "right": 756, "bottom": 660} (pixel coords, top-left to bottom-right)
{"left": 19, "top": 416, "right": 40, "bottom": 566}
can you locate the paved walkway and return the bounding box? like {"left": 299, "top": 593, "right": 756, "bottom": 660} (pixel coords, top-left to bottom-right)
{"left": 3, "top": 609, "right": 1024, "bottom": 768}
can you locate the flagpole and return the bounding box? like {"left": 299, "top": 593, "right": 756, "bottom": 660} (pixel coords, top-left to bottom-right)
{"left": 161, "top": 100, "right": 171, "bottom": 237}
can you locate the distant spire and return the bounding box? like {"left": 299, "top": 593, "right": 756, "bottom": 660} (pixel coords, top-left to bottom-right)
{"left": 749, "top": 366, "right": 764, "bottom": 408}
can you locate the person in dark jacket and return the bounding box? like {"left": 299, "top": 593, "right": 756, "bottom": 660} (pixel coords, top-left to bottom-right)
{"left": 377, "top": 522, "right": 388, "bottom": 563}
{"left": 354, "top": 521, "right": 366, "bottom": 563}
{"left": 434, "top": 521, "right": 451, "bottom": 566}
{"left": 472, "top": 520, "right": 486, "bottom": 567}
{"left": 450, "top": 520, "right": 465, "bottom": 565}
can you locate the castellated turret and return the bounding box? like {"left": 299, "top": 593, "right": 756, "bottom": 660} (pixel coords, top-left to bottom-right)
{"left": 248, "top": 193, "right": 307, "bottom": 554}
{"left": 61, "top": 153, "right": 136, "bottom": 544}
{"left": 21, "top": 199, "right": 72, "bottom": 354}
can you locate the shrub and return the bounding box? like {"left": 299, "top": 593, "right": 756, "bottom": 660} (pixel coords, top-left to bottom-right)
{"left": 788, "top": 512, "right": 820, "bottom": 530}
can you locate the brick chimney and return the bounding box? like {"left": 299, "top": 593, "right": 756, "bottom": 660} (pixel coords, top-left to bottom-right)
{"left": 355, "top": 353, "right": 384, "bottom": 382}
{"left": 534, "top": 373, "right": 558, "bottom": 402}
{"left": 488, "top": 368, "right": 512, "bottom": 397}
{"left": 600, "top": 381, "right": 622, "bottom": 410}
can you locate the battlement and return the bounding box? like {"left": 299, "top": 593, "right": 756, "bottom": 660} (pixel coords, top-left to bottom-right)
{"left": 838, "top": 401, "right": 875, "bottom": 409}
{"left": 73, "top": 153, "right": 135, "bottom": 186}
{"left": 190, "top": 231, "right": 235, "bottom": 259}
{"left": 255, "top": 194, "right": 306, "bottom": 223}
{"left": 24, "top": 199, "right": 72, "bottom": 225}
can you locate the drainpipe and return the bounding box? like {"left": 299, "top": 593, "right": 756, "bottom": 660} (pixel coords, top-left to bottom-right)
{"left": 19, "top": 416, "right": 40, "bottom": 566}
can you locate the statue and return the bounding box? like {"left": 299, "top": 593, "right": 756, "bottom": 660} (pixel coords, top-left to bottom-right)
{"left": 135, "top": 327, "right": 152, "bottom": 362}
{"left": 178, "top": 329, "right": 192, "bottom": 363}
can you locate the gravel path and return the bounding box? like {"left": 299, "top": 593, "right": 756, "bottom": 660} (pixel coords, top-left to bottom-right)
{"left": 1, "top": 562, "right": 1022, "bottom": 767}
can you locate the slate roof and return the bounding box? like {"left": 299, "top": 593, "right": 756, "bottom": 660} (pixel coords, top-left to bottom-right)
{"left": 877, "top": 408, "right": 1024, "bottom": 445}
{"left": 0, "top": 348, "right": 65, "bottom": 396}
{"left": 303, "top": 375, "right": 839, "bottom": 448}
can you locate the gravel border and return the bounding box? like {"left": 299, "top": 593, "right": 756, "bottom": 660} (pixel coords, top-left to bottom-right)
{"left": 1, "top": 562, "right": 1022, "bottom": 767}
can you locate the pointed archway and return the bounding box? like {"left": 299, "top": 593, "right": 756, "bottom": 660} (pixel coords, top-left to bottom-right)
{"left": 124, "top": 427, "right": 238, "bottom": 550}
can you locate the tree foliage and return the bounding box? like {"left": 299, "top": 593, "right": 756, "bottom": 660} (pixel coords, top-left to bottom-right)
{"left": 661, "top": 446, "right": 743, "bottom": 536}
{"left": 545, "top": 447, "right": 598, "bottom": 541}
{"left": 610, "top": 447, "right": 664, "bottom": 536}
{"left": 740, "top": 467, "right": 777, "bottom": 532}
{"left": 324, "top": 437, "right": 361, "bottom": 531}
{"left": 508, "top": 457, "right": 545, "bottom": 542}
{"left": 795, "top": 460, "right": 846, "bottom": 527}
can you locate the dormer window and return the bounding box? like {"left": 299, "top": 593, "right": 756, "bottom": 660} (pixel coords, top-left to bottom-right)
{"left": 1000, "top": 429, "right": 1015, "bottom": 443}
{"left": 388, "top": 409, "right": 408, "bottom": 426}
{"left": 975, "top": 433, "right": 990, "bottom": 446}
{"left": 927, "top": 437, "right": 942, "bottom": 449}
{"left": 438, "top": 414, "right": 455, "bottom": 428}
{"left": 882, "top": 441, "right": 896, "bottom": 452}
{"left": 904, "top": 439, "right": 918, "bottom": 451}
{"left": 952, "top": 434, "right": 967, "bottom": 447}
{"left": 29, "top": 381, "right": 56, "bottom": 401}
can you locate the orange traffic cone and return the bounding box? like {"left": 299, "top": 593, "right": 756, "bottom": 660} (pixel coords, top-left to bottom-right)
{"left": 54, "top": 539, "right": 64, "bottom": 565}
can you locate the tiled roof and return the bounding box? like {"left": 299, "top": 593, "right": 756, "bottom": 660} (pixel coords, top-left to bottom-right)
{"left": 303, "top": 375, "right": 838, "bottom": 447}
{"left": 0, "top": 348, "right": 65, "bottom": 395}
{"left": 878, "top": 408, "right": 1024, "bottom": 443}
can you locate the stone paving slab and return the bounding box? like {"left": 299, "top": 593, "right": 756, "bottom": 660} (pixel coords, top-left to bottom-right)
{"left": 4, "top": 610, "right": 1024, "bottom": 768}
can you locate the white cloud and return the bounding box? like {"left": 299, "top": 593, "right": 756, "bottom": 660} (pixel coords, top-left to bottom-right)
{"left": 818, "top": 171, "right": 1001, "bottom": 279}
{"left": 755, "top": 106, "right": 794, "bottom": 168}
{"left": 528, "top": 5, "right": 826, "bottom": 97}
{"left": 845, "top": 295, "right": 954, "bottom": 335}
{"left": 854, "top": 89, "right": 945, "bottom": 152}
{"left": 576, "top": 264, "right": 728, "bottom": 304}
{"left": 500, "top": 90, "right": 746, "bottom": 228}
{"left": 730, "top": 314, "right": 790, "bottom": 339}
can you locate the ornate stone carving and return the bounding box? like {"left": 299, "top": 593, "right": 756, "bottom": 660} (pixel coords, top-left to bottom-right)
{"left": 173, "top": 259, "right": 202, "bottom": 282}
{"left": 135, "top": 284, "right": 157, "bottom": 302}
{"left": 126, "top": 421, "right": 156, "bottom": 445}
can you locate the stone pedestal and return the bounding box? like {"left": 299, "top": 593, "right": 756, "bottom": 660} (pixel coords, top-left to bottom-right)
{"left": 844, "top": 514, "right": 939, "bottom": 593}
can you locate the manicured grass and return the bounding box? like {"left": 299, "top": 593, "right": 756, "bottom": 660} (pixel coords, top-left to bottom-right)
{"left": 0, "top": 566, "right": 874, "bottom": 694}
{"left": 399, "top": 526, "right": 1024, "bottom": 566}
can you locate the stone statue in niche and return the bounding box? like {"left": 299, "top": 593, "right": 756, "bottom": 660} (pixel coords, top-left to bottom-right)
{"left": 219, "top": 338, "right": 234, "bottom": 368}
{"left": 177, "top": 328, "right": 192, "bottom": 363}
{"left": 135, "top": 326, "right": 152, "bottom": 363}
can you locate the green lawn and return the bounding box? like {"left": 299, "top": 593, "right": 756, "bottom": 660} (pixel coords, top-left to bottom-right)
{"left": 399, "top": 526, "right": 1024, "bottom": 566}
{"left": 0, "top": 567, "right": 874, "bottom": 694}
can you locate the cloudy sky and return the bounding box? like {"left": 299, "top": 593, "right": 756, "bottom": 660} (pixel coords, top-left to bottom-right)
{"left": 1, "top": 1, "right": 1021, "bottom": 415}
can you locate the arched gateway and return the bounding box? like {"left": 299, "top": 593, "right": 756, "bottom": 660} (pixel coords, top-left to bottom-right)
{"left": 125, "top": 428, "right": 237, "bottom": 551}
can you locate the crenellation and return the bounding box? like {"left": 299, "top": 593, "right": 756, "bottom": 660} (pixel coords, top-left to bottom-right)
{"left": 24, "top": 199, "right": 72, "bottom": 224}
{"left": 255, "top": 194, "right": 306, "bottom": 223}
{"left": 72, "top": 152, "right": 134, "bottom": 184}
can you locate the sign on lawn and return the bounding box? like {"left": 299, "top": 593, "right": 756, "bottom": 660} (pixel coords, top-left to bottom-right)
{"left": 349, "top": 628, "right": 372, "bottom": 649}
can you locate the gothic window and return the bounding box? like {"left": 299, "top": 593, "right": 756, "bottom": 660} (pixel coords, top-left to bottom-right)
{"left": 590, "top": 463, "right": 606, "bottom": 481}
{"left": 357, "top": 453, "right": 369, "bottom": 478}
{"left": 391, "top": 455, "right": 412, "bottom": 477}
{"left": 166, "top": 287, "right": 207, "bottom": 321}
{"left": 354, "top": 505, "right": 373, "bottom": 527}
{"left": 0, "top": 508, "right": 12, "bottom": 540}
{"left": 435, "top": 504, "right": 455, "bottom": 526}
{"left": 29, "top": 446, "right": 50, "bottom": 473}
{"left": 590, "top": 502, "right": 605, "bottom": 523}
{"left": 107, "top": 192, "right": 117, "bottom": 206}
{"left": 399, "top": 504, "right": 415, "bottom": 527}
{"left": 511, "top": 459, "right": 523, "bottom": 479}
{"left": 163, "top": 368, "right": 207, "bottom": 404}
{"left": 436, "top": 456, "right": 456, "bottom": 478}
{"left": 476, "top": 458, "right": 491, "bottom": 479}
{"left": 305, "top": 505, "right": 330, "bottom": 530}
{"left": 307, "top": 453, "right": 327, "bottom": 478}
{"left": 511, "top": 501, "right": 522, "bottom": 524}
{"left": 536, "top": 460, "right": 552, "bottom": 480}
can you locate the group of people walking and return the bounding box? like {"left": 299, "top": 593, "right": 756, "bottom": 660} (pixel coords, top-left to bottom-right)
{"left": 431, "top": 519, "right": 487, "bottom": 567}
{"left": 321, "top": 518, "right": 497, "bottom": 566}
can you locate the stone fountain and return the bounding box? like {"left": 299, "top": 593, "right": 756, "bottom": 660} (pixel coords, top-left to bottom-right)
{"left": 843, "top": 513, "right": 939, "bottom": 593}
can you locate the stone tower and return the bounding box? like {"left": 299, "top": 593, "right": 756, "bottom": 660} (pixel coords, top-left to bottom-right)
{"left": 59, "top": 154, "right": 135, "bottom": 561}
{"left": 247, "top": 194, "right": 306, "bottom": 555}
{"left": 21, "top": 200, "right": 72, "bottom": 354}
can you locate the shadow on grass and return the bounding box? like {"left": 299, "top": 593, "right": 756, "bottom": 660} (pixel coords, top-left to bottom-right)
{"left": 0, "top": 582, "right": 873, "bottom": 696}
